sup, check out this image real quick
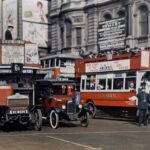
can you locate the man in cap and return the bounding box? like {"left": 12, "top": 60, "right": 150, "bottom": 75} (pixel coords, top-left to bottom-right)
{"left": 5, "top": 25, "right": 13, "bottom": 40}
{"left": 137, "top": 82, "right": 150, "bottom": 126}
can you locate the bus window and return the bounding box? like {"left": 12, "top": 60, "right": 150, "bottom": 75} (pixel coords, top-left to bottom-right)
{"left": 45, "top": 59, "right": 49, "bottom": 68}
{"left": 81, "top": 79, "right": 85, "bottom": 90}
{"left": 125, "top": 72, "right": 136, "bottom": 90}
{"left": 41, "top": 60, "right": 44, "bottom": 68}
{"left": 107, "top": 79, "right": 112, "bottom": 90}
{"left": 125, "top": 78, "right": 136, "bottom": 90}
{"left": 56, "top": 58, "right": 60, "bottom": 67}
{"left": 113, "top": 78, "right": 123, "bottom": 90}
{"left": 85, "top": 75, "right": 96, "bottom": 90}
{"left": 97, "top": 79, "right": 106, "bottom": 90}
{"left": 51, "top": 59, "right": 55, "bottom": 67}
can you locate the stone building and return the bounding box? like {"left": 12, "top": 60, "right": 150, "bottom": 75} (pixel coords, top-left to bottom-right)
{"left": 50, "top": 0, "right": 150, "bottom": 55}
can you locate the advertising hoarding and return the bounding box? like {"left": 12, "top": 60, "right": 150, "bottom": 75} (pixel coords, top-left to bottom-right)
{"left": 3, "top": 0, "right": 18, "bottom": 39}
{"left": 23, "top": 22, "right": 49, "bottom": 47}
{"left": 2, "top": 45, "right": 24, "bottom": 64}
{"left": 25, "top": 43, "right": 39, "bottom": 64}
{"left": 22, "top": 0, "right": 49, "bottom": 23}
{"left": 86, "top": 59, "right": 130, "bottom": 73}
{"left": 98, "top": 17, "right": 126, "bottom": 51}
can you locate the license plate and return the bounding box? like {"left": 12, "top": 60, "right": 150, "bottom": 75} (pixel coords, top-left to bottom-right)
{"left": 9, "top": 110, "right": 28, "bottom": 114}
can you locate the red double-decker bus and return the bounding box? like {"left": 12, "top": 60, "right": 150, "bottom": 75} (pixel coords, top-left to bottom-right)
{"left": 75, "top": 49, "right": 150, "bottom": 118}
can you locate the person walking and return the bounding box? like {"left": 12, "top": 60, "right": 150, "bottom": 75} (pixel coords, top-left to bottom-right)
{"left": 137, "top": 82, "right": 150, "bottom": 126}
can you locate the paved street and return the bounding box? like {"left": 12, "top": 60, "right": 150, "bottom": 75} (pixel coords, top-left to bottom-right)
{"left": 0, "top": 118, "right": 150, "bottom": 150}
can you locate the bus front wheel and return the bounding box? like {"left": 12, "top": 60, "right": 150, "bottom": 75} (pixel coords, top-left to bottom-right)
{"left": 87, "top": 101, "right": 96, "bottom": 118}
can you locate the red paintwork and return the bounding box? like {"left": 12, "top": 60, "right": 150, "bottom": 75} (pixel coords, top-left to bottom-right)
{"left": 0, "top": 85, "right": 13, "bottom": 106}
{"left": 75, "top": 50, "right": 150, "bottom": 108}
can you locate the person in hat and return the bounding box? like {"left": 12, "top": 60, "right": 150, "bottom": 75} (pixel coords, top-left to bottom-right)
{"left": 137, "top": 82, "right": 150, "bottom": 126}
{"left": 5, "top": 25, "right": 14, "bottom": 40}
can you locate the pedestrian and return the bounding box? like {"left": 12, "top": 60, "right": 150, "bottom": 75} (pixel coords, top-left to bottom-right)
{"left": 137, "top": 82, "right": 150, "bottom": 126}
{"left": 5, "top": 25, "right": 13, "bottom": 40}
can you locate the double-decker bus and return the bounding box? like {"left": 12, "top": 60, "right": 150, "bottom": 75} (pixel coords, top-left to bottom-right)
{"left": 0, "top": 40, "right": 42, "bottom": 130}
{"left": 40, "top": 54, "right": 81, "bottom": 80}
{"left": 75, "top": 49, "right": 150, "bottom": 118}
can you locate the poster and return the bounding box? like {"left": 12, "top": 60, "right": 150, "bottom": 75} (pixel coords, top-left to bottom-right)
{"left": 2, "top": 45, "right": 24, "bottom": 64}
{"left": 86, "top": 59, "right": 130, "bottom": 73}
{"left": 3, "top": 0, "right": 18, "bottom": 39}
{"left": 25, "top": 43, "right": 39, "bottom": 64}
{"left": 23, "top": 21, "right": 49, "bottom": 47}
{"left": 22, "top": 0, "right": 49, "bottom": 23}
{"left": 98, "top": 17, "right": 126, "bottom": 51}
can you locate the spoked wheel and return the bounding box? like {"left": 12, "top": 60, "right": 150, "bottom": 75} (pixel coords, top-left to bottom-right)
{"left": 87, "top": 101, "right": 96, "bottom": 118}
{"left": 49, "top": 110, "right": 59, "bottom": 129}
{"left": 32, "top": 109, "right": 42, "bottom": 131}
{"left": 80, "top": 111, "right": 89, "bottom": 127}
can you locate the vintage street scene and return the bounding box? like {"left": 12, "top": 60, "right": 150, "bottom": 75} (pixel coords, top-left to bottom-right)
{"left": 0, "top": 0, "right": 150, "bottom": 150}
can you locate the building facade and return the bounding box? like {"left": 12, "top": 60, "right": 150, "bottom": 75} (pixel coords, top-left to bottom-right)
{"left": 50, "top": 0, "right": 150, "bottom": 55}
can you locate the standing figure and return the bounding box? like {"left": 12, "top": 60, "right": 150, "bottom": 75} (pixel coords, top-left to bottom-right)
{"left": 137, "top": 82, "right": 150, "bottom": 126}
{"left": 5, "top": 25, "right": 13, "bottom": 40}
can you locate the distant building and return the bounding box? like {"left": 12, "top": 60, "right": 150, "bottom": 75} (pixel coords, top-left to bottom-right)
{"left": 50, "top": 0, "right": 150, "bottom": 55}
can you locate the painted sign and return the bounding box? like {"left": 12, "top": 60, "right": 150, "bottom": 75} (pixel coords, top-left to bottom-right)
{"left": 2, "top": 45, "right": 24, "bottom": 64}
{"left": 23, "top": 22, "right": 49, "bottom": 47}
{"left": 141, "top": 50, "right": 150, "bottom": 68}
{"left": 25, "top": 43, "right": 39, "bottom": 64}
{"left": 22, "top": 0, "right": 49, "bottom": 23}
{"left": 98, "top": 17, "right": 126, "bottom": 51}
{"left": 3, "top": 0, "right": 18, "bottom": 39}
{"left": 86, "top": 59, "right": 130, "bottom": 73}
{"left": 60, "top": 66, "right": 75, "bottom": 74}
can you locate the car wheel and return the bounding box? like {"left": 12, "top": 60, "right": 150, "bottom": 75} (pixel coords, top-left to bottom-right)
{"left": 87, "top": 101, "right": 96, "bottom": 118}
{"left": 81, "top": 112, "right": 89, "bottom": 127}
{"left": 49, "top": 110, "right": 59, "bottom": 129}
{"left": 33, "top": 109, "right": 42, "bottom": 131}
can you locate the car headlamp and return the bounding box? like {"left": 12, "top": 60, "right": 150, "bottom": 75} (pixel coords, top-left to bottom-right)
{"left": 62, "top": 105, "right": 66, "bottom": 110}
{"left": 78, "top": 104, "right": 82, "bottom": 109}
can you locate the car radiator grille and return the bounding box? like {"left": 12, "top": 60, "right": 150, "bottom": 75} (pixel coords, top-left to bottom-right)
{"left": 8, "top": 99, "right": 29, "bottom": 109}
{"left": 67, "top": 101, "right": 76, "bottom": 114}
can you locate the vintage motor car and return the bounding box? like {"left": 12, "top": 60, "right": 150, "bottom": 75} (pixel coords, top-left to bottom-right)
{"left": 0, "top": 64, "right": 42, "bottom": 131}
{"left": 35, "top": 79, "right": 89, "bottom": 129}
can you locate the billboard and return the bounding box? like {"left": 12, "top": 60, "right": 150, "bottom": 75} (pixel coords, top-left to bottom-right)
{"left": 22, "top": 0, "right": 49, "bottom": 23}
{"left": 23, "top": 22, "right": 49, "bottom": 47}
{"left": 86, "top": 59, "right": 130, "bottom": 73}
{"left": 2, "top": 45, "right": 24, "bottom": 64}
{"left": 3, "top": 0, "right": 18, "bottom": 39}
{"left": 25, "top": 43, "right": 39, "bottom": 64}
{"left": 98, "top": 17, "right": 126, "bottom": 51}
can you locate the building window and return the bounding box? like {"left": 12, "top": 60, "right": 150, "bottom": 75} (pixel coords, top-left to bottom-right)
{"left": 118, "top": 10, "right": 125, "bottom": 18}
{"left": 76, "top": 28, "right": 82, "bottom": 46}
{"left": 66, "top": 20, "right": 72, "bottom": 47}
{"left": 104, "top": 13, "right": 112, "bottom": 21}
{"left": 139, "top": 5, "right": 148, "bottom": 36}
{"left": 60, "top": 27, "right": 64, "bottom": 48}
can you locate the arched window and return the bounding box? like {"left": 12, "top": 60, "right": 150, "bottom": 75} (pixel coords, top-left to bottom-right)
{"left": 104, "top": 13, "right": 112, "bottom": 21}
{"left": 118, "top": 10, "right": 125, "bottom": 18}
{"left": 66, "top": 20, "right": 72, "bottom": 47}
{"left": 139, "top": 5, "right": 148, "bottom": 36}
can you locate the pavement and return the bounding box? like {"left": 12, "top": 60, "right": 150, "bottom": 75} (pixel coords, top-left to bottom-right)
{"left": 0, "top": 119, "right": 150, "bottom": 150}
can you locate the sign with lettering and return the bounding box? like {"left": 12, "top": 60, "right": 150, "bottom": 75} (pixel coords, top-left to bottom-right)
{"left": 25, "top": 43, "right": 39, "bottom": 64}
{"left": 2, "top": 45, "right": 24, "bottom": 64}
{"left": 86, "top": 59, "right": 130, "bottom": 73}
{"left": 98, "top": 17, "right": 126, "bottom": 51}
{"left": 141, "top": 50, "right": 150, "bottom": 68}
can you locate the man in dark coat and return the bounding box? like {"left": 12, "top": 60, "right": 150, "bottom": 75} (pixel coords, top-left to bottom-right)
{"left": 137, "top": 82, "right": 150, "bottom": 126}
{"left": 5, "top": 25, "right": 13, "bottom": 40}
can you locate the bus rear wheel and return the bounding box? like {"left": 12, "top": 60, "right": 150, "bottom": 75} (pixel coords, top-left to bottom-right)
{"left": 87, "top": 101, "right": 96, "bottom": 118}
